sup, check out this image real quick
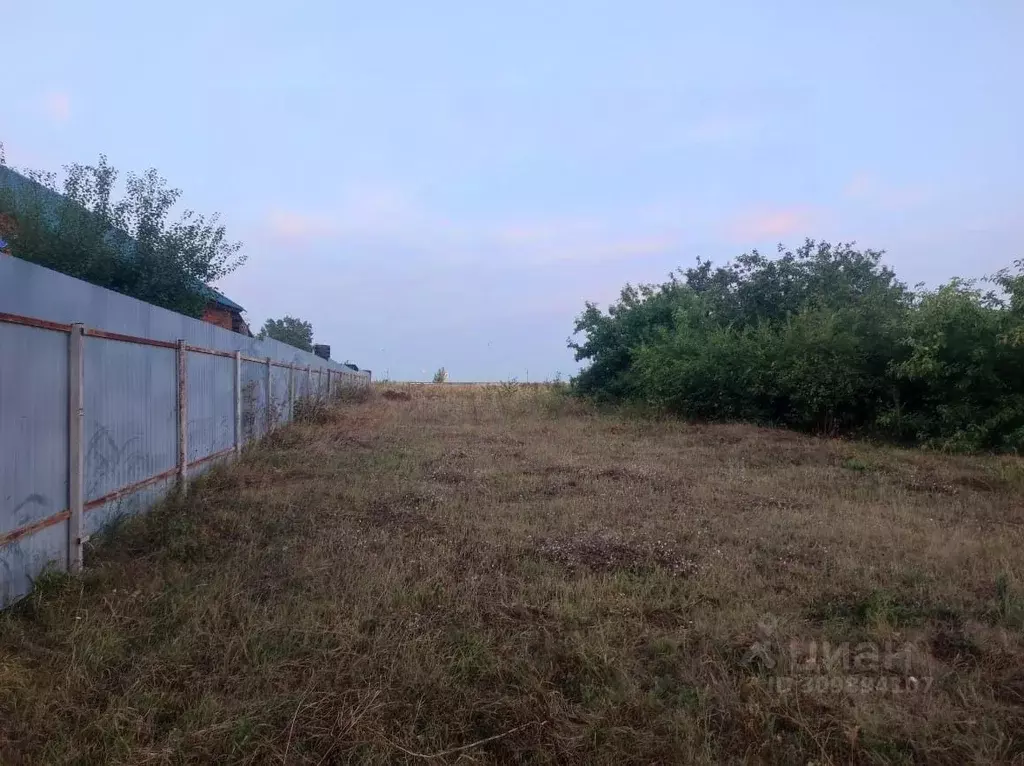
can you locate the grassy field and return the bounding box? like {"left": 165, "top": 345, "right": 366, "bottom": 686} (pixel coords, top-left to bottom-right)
{"left": 2, "top": 384, "right": 1023, "bottom": 764}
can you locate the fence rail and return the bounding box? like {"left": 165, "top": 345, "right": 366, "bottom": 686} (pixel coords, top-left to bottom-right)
{"left": 0, "top": 293, "right": 369, "bottom": 606}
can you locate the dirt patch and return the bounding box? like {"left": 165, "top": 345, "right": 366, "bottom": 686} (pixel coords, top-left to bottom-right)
{"left": 329, "top": 434, "right": 374, "bottom": 449}
{"left": 930, "top": 625, "right": 982, "bottom": 668}
{"left": 588, "top": 465, "right": 654, "bottom": 482}
{"left": 535, "top": 531, "right": 699, "bottom": 577}
{"left": 430, "top": 468, "right": 469, "bottom": 485}
{"left": 362, "top": 491, "right": 442, "bottom": 532}
{"left": 902, "top": 477, "right": 960, "bottom": 495}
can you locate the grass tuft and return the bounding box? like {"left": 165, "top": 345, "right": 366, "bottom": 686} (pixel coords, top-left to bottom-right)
{"left": 1, "top": 383, "right": 1022, "bottom": 763}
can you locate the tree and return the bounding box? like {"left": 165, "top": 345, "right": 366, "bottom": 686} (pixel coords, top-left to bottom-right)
{"left": 259, "top": 316, "right": 314, "bottom": 352}
{"left": 569, "top": 239, "right": 1024, "bottom": 451}
{"left": 0, "top": 152, "right": 245, "bottom": 317}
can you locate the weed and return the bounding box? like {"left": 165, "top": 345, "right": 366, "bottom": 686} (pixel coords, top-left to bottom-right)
{"left": 333, "top": 382, "right": 375, "bottom": 404}
{"left": 809, "top": 589, "right": 954, "bottom": 630}
{"left": 1, "top": 384, "right": 1022, "bottom": 763}
{"left": 995, "top": 572, "right": 1024, "bottom": 628}
{"left": 497, "top": 377, "right": 520, "bottom": 399}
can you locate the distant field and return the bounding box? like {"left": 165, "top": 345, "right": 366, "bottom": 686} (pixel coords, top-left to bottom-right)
{"left": 2, "top": 384, "right": 1023, "bottom": 763}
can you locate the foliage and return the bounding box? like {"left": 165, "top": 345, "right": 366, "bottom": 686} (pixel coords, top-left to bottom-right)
{"left": 0, "top": 153, "right": 245, "bottom": 317}
{"left": 497, "top": 377, "right": 520, "bottom": 399}
{"left": 258, "top": 316, "right": 314, "bottom": 352}
{"left": 570, "top": 240, "right": 1024, "bottom": 452}
{"left": 433, "top": 367, "right": 449, "bottom": 383}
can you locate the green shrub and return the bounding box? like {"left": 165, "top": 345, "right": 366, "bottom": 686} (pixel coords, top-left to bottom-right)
{"left": 570, "top": 241, "right": 1024, "bottom": 452}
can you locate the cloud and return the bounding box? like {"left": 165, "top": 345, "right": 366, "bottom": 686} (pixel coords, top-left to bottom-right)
{"left": 266, "top": 210, "right": 339, "bottom": 242}
{"left": 260, "top": 191, "right": 681, "bottom": 265}
{"left": 844, "top": 173, "right": 932, "bottom": 210}
{"left": 725, "top": 207, "right": 817, "bottom": 242}
{"left": 264, "top": 184, "right": 445, "bottom": 248}
{"left": 42, "top": 91, "right": 71, "bottom": 122}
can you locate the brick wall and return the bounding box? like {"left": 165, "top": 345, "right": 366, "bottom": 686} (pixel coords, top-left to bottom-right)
{"left": 201, "top": 304, "right": 235, "bottom": 331}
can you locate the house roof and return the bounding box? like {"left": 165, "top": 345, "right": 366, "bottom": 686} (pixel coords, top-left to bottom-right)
{"left": 201, "top": 285, "right": 245, "bottom": 312}
{"left": 0, "top": 165, "right": 245, "bottom": 314}
{"left": 0, "top": 166, "right": 66, "bottom": 219}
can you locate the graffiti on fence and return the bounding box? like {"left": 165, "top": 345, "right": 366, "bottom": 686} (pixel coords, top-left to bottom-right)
{"left": 85, "top": 426, "right": 149, "bottom": 500}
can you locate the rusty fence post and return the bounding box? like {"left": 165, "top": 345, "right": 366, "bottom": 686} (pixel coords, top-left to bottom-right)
{"left": 265, "top": 357, "right": 273, "bottom": 433}
{"left": 289, "top": 362, "right": 296, "bottom": 421}
{"left": 234, "top": 350, "right": 242, "bottom": 455}
{"left": 67, "top": 323, "right": 85, "bottom": 573}
{"left": 176, "top": 339, "right": 188, "bottom": 493}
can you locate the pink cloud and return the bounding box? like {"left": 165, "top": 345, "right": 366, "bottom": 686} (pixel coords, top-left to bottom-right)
{"left": 260, "top": 198, "right": 680, "bottom": 265}
{"left": 726, "top": 207, "right": 816, "bottom": 242}
{"left": 266, "top": 209, "right": 337, "bottom": 242}
{"left": 42, "top": 91, "right": 71, "bottom": 122}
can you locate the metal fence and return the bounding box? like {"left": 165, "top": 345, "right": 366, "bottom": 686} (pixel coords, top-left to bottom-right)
{"left": 0, "top": 257, "right": 370, "bottom": 607}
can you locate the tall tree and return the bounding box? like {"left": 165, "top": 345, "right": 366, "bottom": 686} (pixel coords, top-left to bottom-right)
{"left": 0, "top": 152, "right": 246, "bottom": 317}
{"left": 259, "top": 316, "right": 314, "bottom": 352}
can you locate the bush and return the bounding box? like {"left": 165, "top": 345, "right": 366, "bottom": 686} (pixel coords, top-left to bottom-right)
{"left": 570, "top": 241, "right": 1024, "bottom": 452}
{"left": 0, "top": 154, "right": 245, "bottom": 317}
{"left": 886, "top": 278, "right": 1024, "bottom": 451}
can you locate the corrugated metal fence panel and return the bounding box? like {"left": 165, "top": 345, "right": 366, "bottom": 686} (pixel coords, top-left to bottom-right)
{"left": 0, "top": 323, "right": 69, "bottom": 535}
{"left": 0, "top": 523, "right": 67, "bottom": 607}
{"left": 85, "top": 476, "right": 178, "bottom": 540}
{"left": 240, "top": 359, "right": 267, "bottom": 444}
{"left": 1, "top": 257, "right": 370, "bottom": 607}
{"left": 83, "top": 338, "right": 178, "bottom": 537}
{"left": 83, "top": 338, "right": 178, "bottom": 503}
{"left": 271, "top": 365, "right": 291, "bottom": 427}
{"left": 0, "top": 322, "right": 69, "bottom": 604}
{"left": 186, "top": 351, "right": 235, "bottom": 462}
{"left": 0, "top": 257, "right": 371, "bottom": 380}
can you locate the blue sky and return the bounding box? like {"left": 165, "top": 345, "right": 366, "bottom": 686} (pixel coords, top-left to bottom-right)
{"left": 2, "top": 1, "right": 1022, "bottom": 380}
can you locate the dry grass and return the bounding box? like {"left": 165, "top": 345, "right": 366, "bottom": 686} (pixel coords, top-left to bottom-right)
{"left": 2, "top": 383, "right": 1024, "bottom": 764}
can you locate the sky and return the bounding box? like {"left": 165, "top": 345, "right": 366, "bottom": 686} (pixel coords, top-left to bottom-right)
{"left": 1, "top": 1, "right": 1022, "bottom": 380}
